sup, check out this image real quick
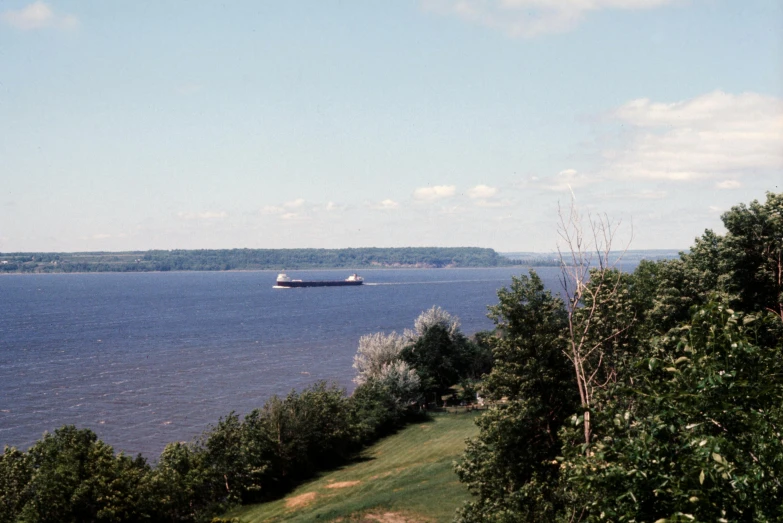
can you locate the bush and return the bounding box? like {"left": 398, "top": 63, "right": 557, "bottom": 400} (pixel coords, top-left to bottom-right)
{"left": 559, "top": 302, "right": 783, "bottom": 521}
{"left": 9, "top": 426, "right": 153, "bottom": 523}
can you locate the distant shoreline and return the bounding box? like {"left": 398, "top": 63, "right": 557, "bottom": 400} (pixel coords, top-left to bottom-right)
{"left": 0, "top": 247, "right": 682, "bottom": 275}
{"left": 0, "top": 264, "right": 546, "bottom": 276}
{"left": 0, "top": 247, "right": 522, "bottom": 274}
{"left": 0, "top": 260, "right": 677, "bottom": 277}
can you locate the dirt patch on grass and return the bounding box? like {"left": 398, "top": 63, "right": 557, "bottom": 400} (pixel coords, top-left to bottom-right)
{"left": 369, "top": 471, "right": 392, "bottom": 480}
{"left": 360, "top": 512, "right": 429, "bottom": 523}
{"left": 285, "top": 491, "right": 317, "bottom": 509}
{"left": 325, "top": 480, "right": 361, "bottom": 489}
{"left": 370, "top": 465, "right": 411, "bottom": 481}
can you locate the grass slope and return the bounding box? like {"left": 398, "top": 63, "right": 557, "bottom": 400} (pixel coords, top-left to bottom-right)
{"left": 228, "top": 411, "right": 481, "bottom": 522}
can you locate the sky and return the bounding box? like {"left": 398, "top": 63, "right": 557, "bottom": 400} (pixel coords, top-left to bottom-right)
{"left": 1, "top": 1, "right": 781, "bottom": 253}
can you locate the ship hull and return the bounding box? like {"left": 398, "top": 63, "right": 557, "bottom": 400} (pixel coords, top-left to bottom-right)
{"left": 275, "top": 280, "right": 363, "bottom": 288}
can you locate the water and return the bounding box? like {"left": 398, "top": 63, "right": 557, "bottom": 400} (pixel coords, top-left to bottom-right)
{"left": 0, "top": 267, "right": 565, "bottom": 457}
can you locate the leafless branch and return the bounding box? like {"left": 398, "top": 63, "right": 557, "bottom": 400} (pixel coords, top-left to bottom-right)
{"left": 556, "top": 194, "right": 633, "bottom": 446}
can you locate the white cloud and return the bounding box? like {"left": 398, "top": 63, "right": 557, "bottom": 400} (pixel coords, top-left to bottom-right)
{"left": 261, "top": 205, "right": 285, "bottom": 215}
{"left": 1, "top": 2, "right": 78, "bottom": 30}
{"left": 413, "top": 185, "right": 457, "bottom": 201}
{"left": 92, "top": 233, "right": 112, "bottom": 240}
{"left": 373, "top": 199, "right": 400, "bottom": 210}
{"left": 261, "top": 199, "right": 306, "bottom": 215}
{"left": 715, "top": 180, "right": 742, "bottom": 190}
{"left": 324, "top": 201, "right": 348, "bottom": 212}
{"left": 597, "top": 189, "right": 668, "bottom": 200}
{"left": 535, "top": 169, "right": 598, "bottom": 191}
{"left": 439, "top": 205, "right": 465, "bottom": 215}
{"left": 467, "top": 184, "right": 498, "bottom": 199}
{"left": 178, "top": 211, "right": 228, "bottom": 220}
{"left": 465, "top": 184, "right": 511, "bottom": 207}
{"left": 474, "top": 198, "right": 513, "bottom": 208}
{"left": 199, "top": 211, "right": 228, "bottom": 219}
{"left": 605, "top": 91, "right": 783, "bottom": 181}
{"left": 420, "top": 0, "right": 677, "bottom": 38}
{"left": 631, "top": 189, "right": 667, "bottom": 199}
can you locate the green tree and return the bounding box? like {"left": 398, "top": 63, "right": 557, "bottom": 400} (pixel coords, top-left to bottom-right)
{"left": 400, "top": 324, "right": 472, "bottom": 405}
{"left": 151, "top": 442, "right": 213, "bottom": 522}
{"left": 201, "top": 413, "right": 256, "bottom": 506}
{"left": 349, "top": 378, "right": 416, "bottom": 441}
{"left": 0, "top": 447, "right": 32, "bottom": 523}
{"left": 456, "top": 192, "right": 783, "bottom": 522}
{"left": 455, "top": 272, "right": 578, "bottom": 522}
{"left": 720, "top": 191, "right": 783, "bottom": 321}
{"left": 245, "top": 382, "right": 355, "bottom": 489}
{"left": 17, "top": 426, "right": 153, "bottom": 523}
{"left": 465, "top": 330, "right": 494, "bottom": 381}
{"left": 554, "top": 193, "right": 783, "bottom": 521}
{"left": 646, "top": 192, "right": 783, "bottom": 336}
{"left": 645, "top": 232, "right": 725, "bottom": 336}
{"left": 559, "top": 301, "right": 783, "bottom": 522}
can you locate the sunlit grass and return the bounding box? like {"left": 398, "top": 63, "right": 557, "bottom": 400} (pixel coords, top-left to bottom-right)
{"left": 227, "top": 411, "right": 480, "bottom": 522}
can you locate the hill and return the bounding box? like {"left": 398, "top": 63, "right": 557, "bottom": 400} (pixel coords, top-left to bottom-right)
{"left": 0, "top": 247, "right": 514, "bottom": 273}
{"left": 226, "top": 411, "right": 481, "bottom": 523}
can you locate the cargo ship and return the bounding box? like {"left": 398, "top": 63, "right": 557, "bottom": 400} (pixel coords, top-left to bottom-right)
{"left": 273, "top": 273, "right": 364, "bottom": 288}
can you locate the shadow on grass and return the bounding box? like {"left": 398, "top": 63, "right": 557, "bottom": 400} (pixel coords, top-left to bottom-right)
{"left": 243, "top": 415, "right": 433, "bottom": 506}
{"left": 335, "top": 453, "right": 376, "bottom": 467}
{"left": 229, "top": 410, "right": 483, "bottom": 522}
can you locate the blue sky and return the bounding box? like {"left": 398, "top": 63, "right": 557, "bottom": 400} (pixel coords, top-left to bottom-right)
{"left": 1, "top": 1, "right": 781, "bottom": 252}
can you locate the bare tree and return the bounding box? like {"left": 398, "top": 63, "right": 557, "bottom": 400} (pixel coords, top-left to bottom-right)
{"left": 557, "top": 195, "right": 633, "bottom": 446}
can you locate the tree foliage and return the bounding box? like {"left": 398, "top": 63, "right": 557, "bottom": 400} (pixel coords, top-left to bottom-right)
{"left": 456, "top": 272, "right": 578, "bottom": 522}
{"left": 458, "top": 192, "right": 783, "bottom": 522}
{"left": 405, "top": 305, "right": 463, "bottom": 341}
{"left": 720, "top": 192, "right": 783, "bottom": 320}
{"left": 399, "top": 307, "right": 488, "bottom": 406}
{"left": 0, "top": 247, "right": 516, "bottom": 273}
{"left": 352, "top": 332, "right": 409, "bottom": 385}
{"left": 0, "top": 447, "right": 32, "bottom": 523}
{"left": 8, "top": 426, "right": 153, "bottom": 523}
{"left": 356, "top": 306, "right": 487, "bottom": 407}
{"left": 560, "top": 301, "right": 783, "bottom": 521}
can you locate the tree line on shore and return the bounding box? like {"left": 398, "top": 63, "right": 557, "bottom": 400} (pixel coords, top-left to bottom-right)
{"left": 1, "top": 191, "right": 781, "bottom": 522}
{"left": 0, "top": 247, "right": 523, "bottom": 273}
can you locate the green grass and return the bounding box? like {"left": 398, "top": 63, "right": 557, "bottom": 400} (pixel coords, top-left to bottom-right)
{"left": 227, "top": 411, "right": 480, "bottom": 522}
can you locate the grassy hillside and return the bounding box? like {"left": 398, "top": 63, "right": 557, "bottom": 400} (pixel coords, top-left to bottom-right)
{"left": 227, "top": 411, "right": 481, "bottom": 523}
